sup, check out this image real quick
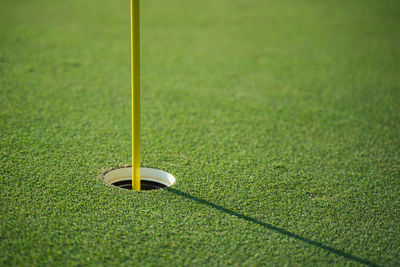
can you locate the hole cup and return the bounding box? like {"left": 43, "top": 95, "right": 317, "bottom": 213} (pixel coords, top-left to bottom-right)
{"left": 103, "top": 167, "right": 176, "bottom": 191}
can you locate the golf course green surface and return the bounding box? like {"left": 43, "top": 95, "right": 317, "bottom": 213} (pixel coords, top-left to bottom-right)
{"left": 1, "top": 0, "right": 399, "bottom": 265}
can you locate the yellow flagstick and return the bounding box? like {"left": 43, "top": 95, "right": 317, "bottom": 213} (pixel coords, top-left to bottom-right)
{"left": 131, "top": 0, "right": 140, "bottom": 191}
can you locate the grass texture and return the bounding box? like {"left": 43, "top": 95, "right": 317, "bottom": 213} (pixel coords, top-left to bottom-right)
{"left": 1, "top": 0, "right": 399, "bottom": 265}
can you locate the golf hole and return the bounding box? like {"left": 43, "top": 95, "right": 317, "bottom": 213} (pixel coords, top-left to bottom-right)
{"left": 103, "top": 167, "right": 176, "bottom": 191}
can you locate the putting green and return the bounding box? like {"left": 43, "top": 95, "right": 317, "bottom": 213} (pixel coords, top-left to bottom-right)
{"left": 1, "top": 0, "right": 399, "bottom": 265}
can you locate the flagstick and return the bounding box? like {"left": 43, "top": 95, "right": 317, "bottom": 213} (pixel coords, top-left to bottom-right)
{"left": 131, "top": 0, "right": 140, "bottom": 191}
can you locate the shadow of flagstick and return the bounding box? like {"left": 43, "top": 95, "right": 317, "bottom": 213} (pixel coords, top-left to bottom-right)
{"left": 166, "top": 188, "right": 378, "bottom": 267}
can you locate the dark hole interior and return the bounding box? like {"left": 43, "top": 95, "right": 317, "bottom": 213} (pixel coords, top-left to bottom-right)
{"left": 112, "top": 180, "right": 167, "bottom": 191}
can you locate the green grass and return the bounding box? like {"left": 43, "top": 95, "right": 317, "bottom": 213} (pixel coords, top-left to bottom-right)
{"left": 1, "top": 0, "right": 400, "bottom": 265}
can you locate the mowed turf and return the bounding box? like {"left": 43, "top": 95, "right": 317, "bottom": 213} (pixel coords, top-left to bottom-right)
{"left": 1, "top": 0, "right": 399, "bottom": 265}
